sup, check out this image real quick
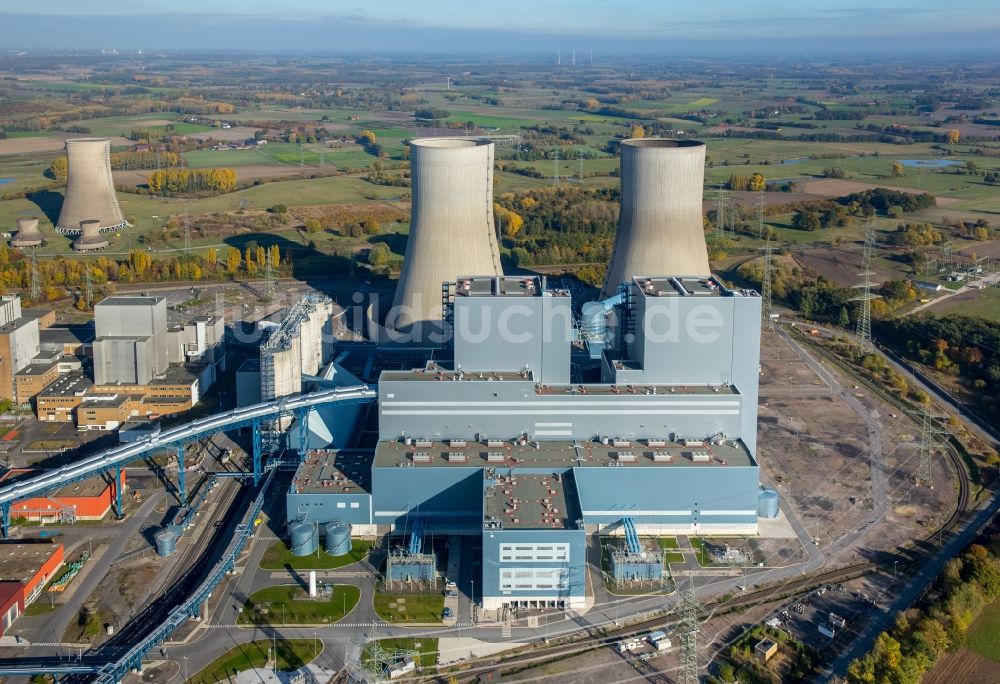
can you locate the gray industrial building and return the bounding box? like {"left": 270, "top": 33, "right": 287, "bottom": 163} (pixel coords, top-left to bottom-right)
{"left": 93, "top": 296, "right": 170, "bottom": 385}
{"left": 286, "top": 138, "right": 767, "bottom": 612}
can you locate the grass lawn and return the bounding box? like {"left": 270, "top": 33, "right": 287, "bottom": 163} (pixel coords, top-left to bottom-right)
{"left": 239, "top": 584, "right": 359, "bottom": 626}
{"left": 965, "top": 599, "right": 1000, "bottom": 662}
{"left": 188, "top": 639, "right": 320, "bottom": 684}
{"left": 259, "top": 539, "right": 373, "bottom": 570}
{"left": 930, "top": 288, "right": 1000, "bottom": 322}
{"left": 364, "top": 637, "right": 438, "bottom": 668}
{"left": 373, "top": 591, "right": 444, "bottom": 624}
{"left": 23, "top": 601, "right": 58, "bottom": 616}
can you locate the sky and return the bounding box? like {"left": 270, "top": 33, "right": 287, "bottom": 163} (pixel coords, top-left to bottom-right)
{"left": 1, "top": 1, "right": 999, "bottom": 54}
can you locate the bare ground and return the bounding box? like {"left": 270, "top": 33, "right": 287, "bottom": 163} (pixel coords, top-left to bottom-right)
{"left": 924, "top": 649, "right": 1000, "bottom": 684}
{"left": 799, "top": 179, "right": 961, "bottom": 206}
{"left": 0, "top": 133, "right": 132, "bottom": 156}
{"left": 794, "top": 247, "right": 897, "bottom": 288}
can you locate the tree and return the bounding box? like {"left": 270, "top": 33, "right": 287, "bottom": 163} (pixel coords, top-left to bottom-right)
{"left": 226, "top": 246, "right": 241, "bottom": 274}
{"left": 629, "top": 124, "right": 645, "bottom": 139}
{"left": 206, "top": 248, "right": 218, "bottom": 267}
{"left": 891, "top": 162, "right": 905, "bottom": 178}
{"left": 749, "top": 172, "right": 766, "bottom": 192}
{"left": 358, "top": 130, "right": 377, "bottom": 145}
{"left": 269, "top": 204, "right": 288, "bottom": 215}
{"left": 947, "top": 129, "right": 961, "bottom": 145}
{"left": 367, "top": 242, "right": 391, "bottom": 267}
{"left": 304, "top": 219, "right": 322, "bottom": 233}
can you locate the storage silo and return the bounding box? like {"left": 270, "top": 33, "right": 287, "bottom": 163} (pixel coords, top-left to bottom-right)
{"left": 389, "top": 137, "right": 502, "bottom": 341}
{"left": 324, "top": 520, "right": 352, "bottom": 556}
{"left": 154, "top": 527, "right": 177, "bottom": 557}
{"left": 72, "top": 219, "right": 110, "bottom": 252}
{"left": 11, "top": 217, "right": 44, "bottom": 248}
{"left": 56, "top": 138, "right": 127, "bottom": 234}
{"left": 602, "top": 139, "right": 711, "bottom": 297}
{"left": 290, "top": 520, "right": 319, "bottom": 556}
{"left": 757, "top": 489, "right": 780, "bottom": 519}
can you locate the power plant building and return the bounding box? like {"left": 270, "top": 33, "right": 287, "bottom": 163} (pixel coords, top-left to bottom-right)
{"left": 93, "top": 296, "right": 169, "bottom": 385}
{"left": 389, "top": 138, "right": 502, "bottom": 341}
{"left": 55, "top": 138, "right": 127, "bottom": 234}
{"left": 287, "top": 138, "right": 765, "bottom": 612}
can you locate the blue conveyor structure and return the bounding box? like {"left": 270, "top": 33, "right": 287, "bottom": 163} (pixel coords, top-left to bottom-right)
{"left": 0, "top": 385, "right": 376, "bottom": 538}
{"left": 622, "top": 517, "right": 641, "bottom": 554}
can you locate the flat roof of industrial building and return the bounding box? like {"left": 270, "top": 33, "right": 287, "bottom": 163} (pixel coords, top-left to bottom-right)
{"left": 0, "top": 317, "right": 37, "bottom": 335}
{"left": 632, "top": 275, "right": 758, "bottom": 299}
{"left": 293, "top": 449, "right": 373, "bottom": 493}
{"left": 484, "top": 472, "right": 578, "bottom": 530}
{"left": 97, "top": 296, "right": 164, "bottom": 307}
{"left": 0, "top": 542, "right": 61, "bottom": 584}
{"left": 454, "top": 275, "right": 565, "bottom": 298}
{"left": 381, "top": 365, "right": 738, "bottom": 396}
{"left": 374, "top": 438, "right": 753, "bottom": 469}
{"left": 39, "top": 371, "right": 92, "bottom": 398}
{"left": 16, "top": 358, "right": 59, "bottom": 377}
{"left": 79, "top": 394, "right": 131, "bottom": 408}
{"left": 40, "top": 327, "right": 93, "bottom": 345}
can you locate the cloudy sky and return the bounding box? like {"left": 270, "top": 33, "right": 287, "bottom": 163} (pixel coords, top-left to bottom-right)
{"left": 1, "top": 1, "right": 998, "bottom": 53}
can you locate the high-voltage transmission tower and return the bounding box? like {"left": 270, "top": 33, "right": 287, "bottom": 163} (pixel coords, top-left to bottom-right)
{"left": 916, "top": 406, "right": 947, "bottom": 488}
{"left": 678, "top": 579, "right": 701, "bottom": 684}
{"left": 264, "top": 250, "right": 276, "bottom": 298}
{"left": 714, "top": 185, "right": 726, "bottom": 240}
{"left": 183, "top": 202, "right": 191, "bottom": 255}
{"left": 852, "top": 221, "right": 880, "bottom": 353}
{"left": 756, "top": 190, "right": 766, "bottom": 238}
{"left": 347, "top": 622, "right": 419, "bottom": 684}
{"left": 762, "top": 238, "right": 774, "bottom": 329}
{"left": 85, "top": 266, "right": 93, "bottom": 309}
{"left": 29, "top": 250, "right": 41, "bottom": 300}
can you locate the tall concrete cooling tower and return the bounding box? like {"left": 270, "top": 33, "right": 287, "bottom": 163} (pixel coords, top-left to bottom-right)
{"left": 602, "top": 139, "right": 711, "bottom": 297}
{"left": 390, "top": 137, "right": 502, "bottom": 340}
{"left": 56, "top": 138, "right": 126, "bottom": 235}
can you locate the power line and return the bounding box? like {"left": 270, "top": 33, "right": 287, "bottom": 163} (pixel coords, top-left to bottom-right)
{"left": 715, "top": 184, "right": 726, "bottom": 240}
{"left": 916, "top": 406, "right": 948, "bottom": 488}
{"left": 29, "top": 250, "right": 41, "bottom": 300}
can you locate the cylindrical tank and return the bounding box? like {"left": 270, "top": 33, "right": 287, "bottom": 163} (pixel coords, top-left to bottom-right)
{"left": 73, "top": 219, "right": 110, "bottom": 252}
{"left": 324, "top": 520, "right": 352, "bottom": 556}
{"left": 579, "top": 301, "right": 608, "bottom": 341}
{"left": 154, "top": 528, "right": 177, "bottom": 557}
{"left": 602, "top": 139, "right": 711, "bottom": 297}
{"left": 11, "top": 217, "right": 44, "bottom": 248}
{"left": 290, "top": 521, "right": 318, "bottom": 556}
{"left": 390, "top": 137, "right": 502, "bottom": 341}
{"left": 56, "top": 138, "right": 127, "bottom": 234}
{"left": 758, "top": 489, "right": 780, "bottom": 519}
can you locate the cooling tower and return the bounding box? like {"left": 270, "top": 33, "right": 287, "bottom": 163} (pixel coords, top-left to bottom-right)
{"left": 390, "top": 137, "right": 502, "bottom": 340}
{"left": 10, "top": 217, "right": 44, "bottom": 248}
{"left": 56, "top": 138, "right": 126, "bottom": 235}
{"left": 601, "top": 139, "right": 711, "bottom": 297}
{"left": 72, "top": 220, "right": 110, "bottom": 252}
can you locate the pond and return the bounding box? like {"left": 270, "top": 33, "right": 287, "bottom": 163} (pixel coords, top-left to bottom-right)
{"left": 900, "top": 159, "right": 963, "bottom": 168}
{"left": 0, "top": 178, "right": 13, "bottom": 186}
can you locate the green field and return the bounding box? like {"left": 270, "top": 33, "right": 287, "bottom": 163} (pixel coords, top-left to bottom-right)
{"left": 931, "top": 288, "right": 1000, "bottom": 322}
{"left": 239, "top": 584, "right": 360, "bottom": 625}
{"left": 188, "top": 639, "right": 320, "bottom": 684}
{"left": 373, "top": 591, "right": 444, "bottom": 624}
{"left": 965, "top": 599, "right": 1000, "bottom": 662}
{"left": 259, "top": 539, "right": 373, "bottom": 570}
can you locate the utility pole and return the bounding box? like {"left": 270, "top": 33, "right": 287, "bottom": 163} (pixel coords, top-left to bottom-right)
{"left": 183, "top": 202, "right": 191, "bottom": 255}
{"left": 264, "top": 249, "right": 275, "bottom": 298}
{"left": 852, "top": 221, "right": 880, "bottom": 352}
{"left": 678, "top": 578, "right": 701, "bottom": 684}
{"left": 553, "top": 149, "right": 559, "bottom": 186}
{"left": 85, "top": 265, "right": 93, "bottom": 309}
{"left": 299, "top": 141, "right": 304, "bottom": 167}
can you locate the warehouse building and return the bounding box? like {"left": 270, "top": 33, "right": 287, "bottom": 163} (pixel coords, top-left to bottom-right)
{"left": 0, "top": 541, "right": 64, "bottom": 609}
{"left": 0, "top": 470, "right": 125, "bottom": 522}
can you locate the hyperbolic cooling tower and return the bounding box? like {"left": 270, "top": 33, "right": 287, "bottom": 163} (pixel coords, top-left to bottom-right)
{"left": 56, "top": 138, "right": 126, "bottom": 235}
{"left": 390, "top": 138, "right": 502, "bottom": 339}
{"left": 72, "top": 220, "right": 110, "bottom": 252}
{"left": 601, "top": 139, "right": 711, "bottom": 297}
{"left": 11, "top": 217, "right": 44, "bottom": 248}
